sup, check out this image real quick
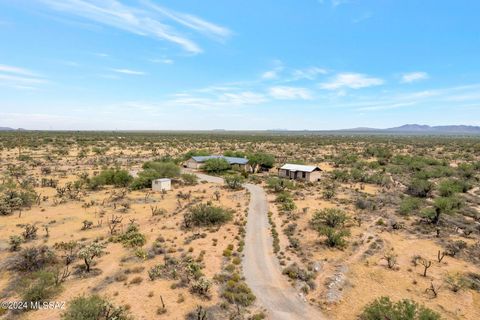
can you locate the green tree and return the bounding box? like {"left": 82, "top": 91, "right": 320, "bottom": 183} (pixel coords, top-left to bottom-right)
{"left": 224, "top": 174, "right": 245, "bottom": 189}
{"left": 181, "top": 173, "right": 198, "bottom": 185}
{"left": 426, "top": 196, "right": 462, "bottom": 224}
{"left": 407, "top": 178, "right": 433, "bottom": 198}
{"left": 130, "top": 161, "right": 180, "bottom": 190}
{"left": 142, "top": 161, "right": 180, "bottom": 178}
{"left": 248, "top": 152, "right": 275, "bottom": 173}
{"left": 202, "top": 158, "right": 230, "bottom": 173}
{"left": 360, "top": 296, "right": 441, "bottom": 320}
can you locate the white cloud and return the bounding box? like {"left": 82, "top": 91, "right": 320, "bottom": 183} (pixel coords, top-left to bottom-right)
{"left": 169, "top": 91, "right": 267, "bottom": 110}
{"left": 111, "top": 68, "right": 146, "bottom": 75}
{"left": 0, "top": 64, "right": 47, "bottom": 89}
{"left": 269, "top": 86, "right": 312, "bottom": 100}
{"left": 320, "top": 73, "right": 384, "bottom": 90}
{"left": 401, "top": 72, "right": 429, "bottom": 83}
{"left": 352, "top": 12, "right": 373, "bottom": 24}
{"left": 261, "top": 70, "right": 278, "bottom": 80}
{"left": 261, "top": 60, "right": 283, "bottom": 80}
{"left": 291, "top": 67, "right": 327, "bottom": 80}
{"left": 38, "top": 0, "right": 231, "bottom": 54}
{"left": 144, "top": 0, "right": 231, "bottom": 41}
{"left": 0, "top": 64, "right": 38, "bottom": 77}
{"left": 357, "top": 102, "right": 416, "bottom": 111}
{"left": 331, "top": 0, "right": 350, "bottom": 7}
{"left": 150, "top": 58, "right": 174, "bottom": 64}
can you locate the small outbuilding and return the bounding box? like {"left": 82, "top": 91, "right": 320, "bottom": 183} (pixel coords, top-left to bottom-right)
{"left": 278, "top": 164, "right": 322, "bottom": 182}
{"left": 152, "top": 178, "right": 171, "bottom": 191}
{"left": 184, "top": 155, "right": 249, "bottom": 171}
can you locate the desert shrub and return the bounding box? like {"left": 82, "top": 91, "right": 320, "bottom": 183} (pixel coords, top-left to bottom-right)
{"left": 438, "top": 178, "right": 470, "bottom": 197}
{"left": 0, "top": 188, "right": 37, "bottom": 215}
{"left": 267, "top": 177, "right": 294, "bottom": 192}
{"left": 9, "top": 235, "right": 23, "bottom": 251}
{"left": 54, "top": 240, "right": 79, "bottom": 265}
{"left": 116, "top": 224, "right": 146, "bottom": 248}
{"left": 457, "top": 163, "right": 475, "bottom": 179}
{"left": 221, "top": 273, "right": 256, "bottom": 307}
{"left": 190, "top": 277, "right": 211, "bottom": 298}
{"left": 464, "top": 272, "right": 480, "bottom": 291}
{"left": 349, "top": 168, "right": 367, "bottom": 182}
{"left": 310, "top": 208, "right": 348, "bottom": 229}
{"left": 181, "top": 173, "right": 198, "bottom": 186}
{"left": 399, "top": 197, "right": 423, "bottom": 215}
{"left": 364, "top": 146, "right": 392, "bottom": 161}
{"left": 12, "top": 245, "right": 56, "bottom": 272}
{"left": 183, "top": 149, "right": 210, "bottom": 161}
{"left": 22, "top": 224, "right": 38, "bottom": 240}
{"left": 224, "top": 150, "right": 246, "bottom": 158}
{"left": 355, "top": 197, "right": 376, "bottom": 210}
{"left": 184, "top": 204, "right": 233, "bottom": 228}
{"left": 88, "top": 168, "right": 132, "bottom": 189}
{"left": 331, "top": 169, "right": 350, "bottom": 182}
{"left": 224, "top": 174, "right": 245, "bottom": 189}
{"left": 130, "top": 161, "right": 179, "bottom": 190}
{"left": 319, "top": 227, "right": 350, "bottom": 248}
{"left": 322, "top": 187, "right": 336, "bottom": 199}
{"left": 407, "top": 178, "right": 433, "bottom": 198}
{"left": 282, "top": 263, "right": 315, "bottom": 285}
{"left": 62, "top": 295, "right": 131, "bottom": 320}
{"left": 445, "top": 273, "right": 467, "bottom": 292}
{"left": 130, "top": 169, "right": 160, "bottom": 190}
{"left": 310, "top": 208, "right": 350, "bottom": 248}
{"left": 202, "top": 158, "right": 230, "bottom": 173}
{"left": 275, "top": 192, "right": 296, "bottom": 211}
{"left": 21, "top": 270, "right": 60, "bottom": 304}
{"left": 149, "top": 255, "right": 203, "bottom": 282}
{"left": 359, "top": 296, "right": 441, "bottom": 320}
{"left": 445, "top": 240, "right": 467, "bottom": 257}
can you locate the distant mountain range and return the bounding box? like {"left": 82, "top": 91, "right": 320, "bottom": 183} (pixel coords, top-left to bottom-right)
{"left": 342, "top": 124, "right": 480, "bottom": 134}
{"left": 0, "top": 127, "right": 26, "bottom": 131}
{"left": 1, "top": 124, "right": 480, "bottom": 134}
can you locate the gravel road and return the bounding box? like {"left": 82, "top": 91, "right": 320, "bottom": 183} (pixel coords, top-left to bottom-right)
{"left": 189, "top": 170, "right": 325, "bottom": 319}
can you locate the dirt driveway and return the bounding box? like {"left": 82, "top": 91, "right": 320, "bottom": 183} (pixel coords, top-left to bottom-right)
{"left": 189, "top": 170, "right": 325, "bottom": 319}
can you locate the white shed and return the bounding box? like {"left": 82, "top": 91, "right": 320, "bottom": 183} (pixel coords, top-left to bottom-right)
{"left": 152, "top": 178, "right": 171, "bottom": 191}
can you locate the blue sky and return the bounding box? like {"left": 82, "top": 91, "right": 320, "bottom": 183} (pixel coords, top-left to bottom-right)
{"left": 1, "top": 0, "right": 480, "bottom": 130}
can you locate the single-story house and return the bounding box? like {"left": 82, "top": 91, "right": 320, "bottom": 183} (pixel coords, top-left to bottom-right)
{"left": 278, "top": 164, "right": 322, "bottom": 182}
{"left": 152, "top": 178, "right": 171, "bottom": 191}
{"left": 184, "top": 155, "right": 249, "bottom": 171}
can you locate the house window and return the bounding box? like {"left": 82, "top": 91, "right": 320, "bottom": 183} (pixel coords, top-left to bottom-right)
{"left": 302, "top": 172, "right": 306, "bottom": 178}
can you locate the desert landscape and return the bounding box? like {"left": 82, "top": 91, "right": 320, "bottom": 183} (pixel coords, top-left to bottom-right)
{"left": 0, "top": 131, "right": 478, "bottom": 320}
{"left": 2, "top": 1, "right": 480, "bottom": 319}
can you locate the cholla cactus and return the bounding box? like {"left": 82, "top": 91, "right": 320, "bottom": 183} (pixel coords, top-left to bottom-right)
{"left": 78, "top": 242, "right": 105, "bottom": 272}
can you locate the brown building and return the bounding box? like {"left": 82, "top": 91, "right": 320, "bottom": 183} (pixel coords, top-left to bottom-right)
{"left": 278, "top": 164, "right": 322, "bottom": 182}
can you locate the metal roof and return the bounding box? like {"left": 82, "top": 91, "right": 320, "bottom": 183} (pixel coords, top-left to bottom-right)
{"left": 280, "top": 164, "right": 321, "bottom": 172}
{"left": 191, "top": 155, "right": 249, "bottom": 165}
{"left": 154, "top": 178, "right": 171, "bottom": 182}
